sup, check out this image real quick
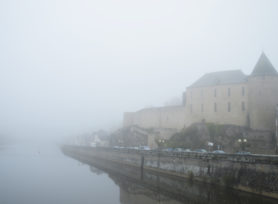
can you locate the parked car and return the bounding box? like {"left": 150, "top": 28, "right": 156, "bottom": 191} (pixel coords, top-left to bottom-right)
{"left": 174, "top": 148, "right": 191, "bottom": 152}
{"left": 212, "top": 150, "right": 225, "bottom": 154}
{"left": 139, "top": 146, "right": 151, "bottom": 150}
{"left": 194, "top": 149, "right": 207, "bottom": 153}
{"left": 174, "top": 148, "right": 184, "bottom": 152}
{"left": 162, "top": 148, "right": 174, "bottom": 152}
{"left": 236, "top": 151, "right": 251, "bottom": 155}
{"left": 126, "top": 147, "right": 138, "bottom": 150}
{"left": 113, "top": 146, "right": 126, "bottom": 149}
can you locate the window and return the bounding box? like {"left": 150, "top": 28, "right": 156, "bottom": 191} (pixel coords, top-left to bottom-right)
{"left": 190, "top": 104, "right": 193, "bottom": 113}
{"left": 228, "top": 102, "right": 231, "bottom": 112}
{"left": 201, "top": 104, "right": 204, "bottom": 112}
{"left": 214, "top": 88, "right": 217, "bottom": 97}
{"left": 241, "top": 102, "right": 245, "bottom": 111}
{"left": 214, "top": 103, "right": 217, "bottom": 112}
{"left": 242, "top": 87, "right": 245, "bottom": 96}
{"left": 228, "top": 88, "right": 231, "bottom": 96}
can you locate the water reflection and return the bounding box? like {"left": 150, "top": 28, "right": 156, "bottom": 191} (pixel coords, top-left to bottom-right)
{"left": 90, "top": 166, "right": 103, "bottom": 175}
{"left": 71, "top": 154, "right": 278, "bottom": 204}
{"left": 0, "top": 144, "right": 120, "bottom": 204}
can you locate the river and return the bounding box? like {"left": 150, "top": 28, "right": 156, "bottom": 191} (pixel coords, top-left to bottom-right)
{"left": 0, "top": 143, "right": 277, "bottom": 204}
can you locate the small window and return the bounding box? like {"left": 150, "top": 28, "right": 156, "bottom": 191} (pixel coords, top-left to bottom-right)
{"left": 214, "top": 88, "right": 217, "bottom": 97}
{"left": 228, "top": 88, "right": 231, "bottom": 96}
{"left": 241, "top": 102, "right": 245, "bottom": 111}
{"left": 190, "top": 104, "right": 193, "bottom": 113}
{"left": 201, "top": 89, "right": 203, "bottom": 98}
{"left": 228, "top": 102, "right": 231, "bottom": 112}
{"left": 242, "top": 87, "right": 245, "bottom": 96}
{"left": 201, "top": 104, "right": 204, "bottom": 112}
{"left": 214, "top": 103, "right": 217, "bottom": 112}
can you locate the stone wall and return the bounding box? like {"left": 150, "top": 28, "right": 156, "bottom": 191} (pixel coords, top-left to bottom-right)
{"left": 186, "top": 83, "right": 248, "bottom": 127}
{"left": 123, "top": 83, "right": 249, "bottom": 131}
{"left": 123, "top": 106, "right": 186, "bottom": 130}
{"left": 247, "top": 76, "right": 278, "bottom": 131}
{"left": 62, "top": 145, "right": 278, "bottom": 199}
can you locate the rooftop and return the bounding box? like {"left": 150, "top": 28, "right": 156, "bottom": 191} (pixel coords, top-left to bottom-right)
{"left": 189, "top": 70, "right": 247, "bottom": 88}
{"left": 189, "top": 53, "right": 277, "bottom": 88}
{"left": 251, "top": 52, "right": 277, "bottom": 76}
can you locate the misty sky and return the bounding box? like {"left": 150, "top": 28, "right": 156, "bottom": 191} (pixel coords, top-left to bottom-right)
{"left": 1, "top": 0, "right": 278, "bottom": 141}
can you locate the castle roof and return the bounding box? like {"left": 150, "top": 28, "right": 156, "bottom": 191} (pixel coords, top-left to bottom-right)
{"left": 251, "top": 53, "right": 277, "bottom": 76}
{"left": 189, "top": 70, "right": 247, "bottom": 88}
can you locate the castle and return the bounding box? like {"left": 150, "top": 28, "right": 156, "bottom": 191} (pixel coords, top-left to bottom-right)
{"left": 123, "top": 53, "right": 278, "bottom": 133}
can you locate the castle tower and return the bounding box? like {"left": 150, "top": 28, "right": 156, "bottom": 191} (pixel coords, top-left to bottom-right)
{"left": 247, "top": 53, "right": 278, "bottom": 131}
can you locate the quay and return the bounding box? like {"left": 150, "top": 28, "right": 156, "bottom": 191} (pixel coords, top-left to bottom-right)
{"left": 62, "top": 145, "right": 278, "bottom": 199}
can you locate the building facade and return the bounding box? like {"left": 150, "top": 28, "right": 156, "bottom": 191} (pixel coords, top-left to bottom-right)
{"left": 123, "top": 53, "right": 278, "bottom": 132}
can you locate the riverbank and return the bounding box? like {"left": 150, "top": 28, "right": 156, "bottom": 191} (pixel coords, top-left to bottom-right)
{"left": 62, "top": 145, "right": 278, "bottom": 200}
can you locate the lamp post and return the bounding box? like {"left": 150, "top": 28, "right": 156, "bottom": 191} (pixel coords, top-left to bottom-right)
{"left": 208, "top": 142, "right": 214, "bottom": 152}
{"left": 276, "top": 104, "right": 278, "bottom": 154}
{"left": 238, "top": 138, "right": 247, "bottom": 151}
{"left": 276, "top": 116, "right": 278, "bottom": 154}
{"left": 158, "top": 139, "right": 165, "bottom": 150}
{"left": 157, "top": 139, "right": 165, "bottom": 171}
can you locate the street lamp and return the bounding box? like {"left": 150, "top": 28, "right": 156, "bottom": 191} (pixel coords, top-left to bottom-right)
{"left": 158, "top": 139, "right": 165, "bottom": 150}
{"left": 238, "top": 138, "right": 247, "bottom": 151}
{"left": 208, "top": 142, "right": 214, "bottom": 152}
{"left": 276, "top": 104, "right": 278, "bottom": 154}
{"left": 158, "top": 139, "right": 165, "bottom": 144}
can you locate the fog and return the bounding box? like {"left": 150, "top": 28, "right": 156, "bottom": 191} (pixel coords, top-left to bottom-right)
{"left": 1, "top": 0, "right": 278, "bottom": 142}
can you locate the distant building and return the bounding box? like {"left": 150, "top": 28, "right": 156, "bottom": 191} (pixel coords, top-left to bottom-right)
{"left": 124, "top": 53, "right": 278, "bottom": 132}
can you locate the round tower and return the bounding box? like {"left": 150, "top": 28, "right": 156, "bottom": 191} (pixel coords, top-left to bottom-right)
{"left": 247, "top": 53, "right": 278, "bottom": 131}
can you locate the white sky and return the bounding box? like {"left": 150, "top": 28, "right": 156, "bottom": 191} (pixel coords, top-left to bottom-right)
{"left": 1, "top": 0, "right": 278, "bottom": 140}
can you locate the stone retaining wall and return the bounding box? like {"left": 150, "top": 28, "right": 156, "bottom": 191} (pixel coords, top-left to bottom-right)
{"left": 61, "top": 145, "right": 278, "bottom": 199}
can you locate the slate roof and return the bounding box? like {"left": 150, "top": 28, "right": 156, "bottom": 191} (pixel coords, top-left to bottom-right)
{"left": 251, "top": 53, "right": 277, "bottom": 76}
{"left": 189, "top": 70, "right": 247, "bottom": 88}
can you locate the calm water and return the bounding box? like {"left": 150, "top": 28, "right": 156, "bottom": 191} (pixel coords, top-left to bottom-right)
{"left": 0, "top": 143, "right": 120, "bottom": 204}
{"left": 1, "top": 144, "right": 277, "bottom": 204}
